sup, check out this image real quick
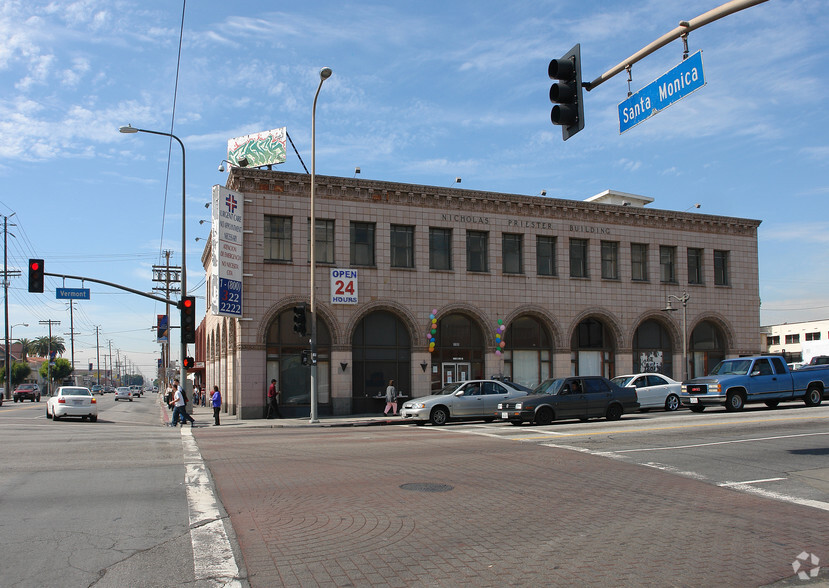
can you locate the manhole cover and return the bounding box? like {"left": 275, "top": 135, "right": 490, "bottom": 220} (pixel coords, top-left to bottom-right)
{"left": 399, "top": 482, "right": 454, "bottom": 493}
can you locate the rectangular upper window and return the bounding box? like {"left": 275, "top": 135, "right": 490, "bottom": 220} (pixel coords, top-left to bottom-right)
{"left": 785, "top": 334, "right": 800, "bottom": 345}
{"left": 429, "top": 228, "right": 452, "bottom": 270}
{"left": 660, "top": 245, "right": 677, "bottom": 283}
{"left": 569, "top": 238, "right": 588, "bottom": 278}
{"left": 466, "top": 230, "right": 489, "bottom": 272}
{"left": 537, "top": 236, "right": 557, "bottom": 276}
{"left": 502, "top": 233, "right": 523, "bottom": 274}
{"left": 631, "top": 243, "right": 648, "bottom": 281}
{"left": 601, "top": 241, "right": 619, "bottom": 280}
{"left": 307, "top": 219, "right": 335, "bottom": 264}
{"left": 687, "top": 247, "right": 703, "bottom": 285}
{"left": 766, "top": 335, "right": 780, "bottom": 346}
{"left": 390, "top": 225, "right": 414, "bottom": 268}
{"left": 350, "top": 221, "right": 375, "bottom": 266}
{"left": 714, "top": 250, "right": 730, "bottom": 286}
{"left": 805, "top": 332, "right": 821, "bottom": 341}
{"left": 265, "top": 215, "right": 291, "bottom": 261}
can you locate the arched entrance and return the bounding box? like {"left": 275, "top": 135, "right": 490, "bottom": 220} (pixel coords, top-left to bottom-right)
{"left": 502, "top": 315, "right": 553, "bottom": 388}
{"left": 570, "top": 317, "right": 616, "bottom": 377}
{"left": 351, "top": 310, "right": 411, "bottom": 414}
{"left": 431, "top": 313, "right": 485, "bottom": 392}
{"left": 266, "top": 310, "right": 331, "bottom": 417}
{"left": 690, "top": 320, "right": 726, "bottom": 378}
{"left": 632, "top": 319, "right": 673, "bottom": 376}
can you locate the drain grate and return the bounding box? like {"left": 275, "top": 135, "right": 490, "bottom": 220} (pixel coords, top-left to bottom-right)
{"left": 399, "top": 482, "right": 454, "bottom": 493}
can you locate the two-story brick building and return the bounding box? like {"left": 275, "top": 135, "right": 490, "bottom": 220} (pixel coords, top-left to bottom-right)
{"left": 198, "top": 167, "right": 761, "bottom": 419}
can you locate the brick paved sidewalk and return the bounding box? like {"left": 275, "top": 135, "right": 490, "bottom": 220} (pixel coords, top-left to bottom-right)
{"left": 194, "top": 424, "right": 829, "bottom": 587}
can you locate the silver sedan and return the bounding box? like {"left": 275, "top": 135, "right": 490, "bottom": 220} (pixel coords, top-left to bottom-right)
{"left": 46, "top": 386, "right": 98, "bottom": 422}
{"left": 400, "top": 380, "right": 529, "bottom": 425}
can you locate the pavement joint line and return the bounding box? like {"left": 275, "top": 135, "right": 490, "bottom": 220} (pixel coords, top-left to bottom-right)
{"left": 612, "top": 430, "right": 829, "bottom": 453}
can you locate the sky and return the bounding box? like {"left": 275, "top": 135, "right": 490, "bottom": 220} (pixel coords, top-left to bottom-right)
{"left": 1, "top": 0, "right": 827, "bottom": 379}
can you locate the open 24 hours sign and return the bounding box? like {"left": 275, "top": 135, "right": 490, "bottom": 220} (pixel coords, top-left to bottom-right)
{"left": 330, "top": 269, "right": 358, "bottom": 304}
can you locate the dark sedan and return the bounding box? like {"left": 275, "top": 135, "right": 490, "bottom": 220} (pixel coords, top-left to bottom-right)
{"left": 496, "top": 376, "right": 638, "bottom": 425}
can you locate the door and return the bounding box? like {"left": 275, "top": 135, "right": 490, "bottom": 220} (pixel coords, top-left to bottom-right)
{"left": 554, "top": 378, "right": 589, "bottom": 419}
{"left": 442, "top": 363, "right": 471, "bottom": 386}
{"left": 452, "top": 381, "right": 485, "bottom": 417}
{"left": 481, "top": 381, "right": 512, "bottom": 415}
{"left": 747, "top": 358, "right": 784, "bottom": 400}
{"left": 584, "top": 378, "right": 613, "bottom": 417}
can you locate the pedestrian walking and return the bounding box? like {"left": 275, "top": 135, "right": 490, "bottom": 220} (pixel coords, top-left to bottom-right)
{"left": 170, "top": 379, "right": 195, "bottom": 427}
{"left": 211, "top": 385, "right": 222, "bottom": 426}
{"left": 383, "top": 379, "right": 398, "bottom": 416}
{"left": 266, "top": 379, "right": 282, "bottom": 419}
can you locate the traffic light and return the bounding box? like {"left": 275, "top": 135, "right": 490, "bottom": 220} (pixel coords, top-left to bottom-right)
{"left": 293, "top": 304, "right": 307, "bottom": 336}
{"left": 183, "top": 357, "right": 195, "bottom": 369}
{"left": 549, "top": 43, "right": 584, "bottom": 140}
{"left": 180, "top": 296, "right": 196, "bottom": 344}
{"left": 301, "top": 349, "right": 310, "bottom": 366}
{"left": 28, "top": 258, "right": 44, "bottom": 293}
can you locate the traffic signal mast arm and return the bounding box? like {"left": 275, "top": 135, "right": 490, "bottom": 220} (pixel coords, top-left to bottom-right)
{"left": 43, "top": 270, "right": 177, "bottom": 307}
{"left": 583, "top": 0, "right": 768, "bottom": 92}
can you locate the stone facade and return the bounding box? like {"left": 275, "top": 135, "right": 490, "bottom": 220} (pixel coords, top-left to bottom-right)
{"left": 199, "top": 168, "right": 761, "bottom": 419}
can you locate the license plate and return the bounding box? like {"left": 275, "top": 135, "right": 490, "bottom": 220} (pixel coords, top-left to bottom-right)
{"left": 73, "top": 400, "right": 84, "bottom": 405}
{"left": 501, "top": 412, "right": 508, "bottom": 419}
{"left": 689, "top": 397, "right": 698, "bottom": 404}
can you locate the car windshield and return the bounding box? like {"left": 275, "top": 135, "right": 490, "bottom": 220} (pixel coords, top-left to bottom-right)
{"left": 611, "top": 376, "right": 633, "bottom": 387}
{"left": 531, "top": 378, "right": 566, "bottom": 395}
{"left": 62, "top": 388, "right": 91, "bottom": 396}
{"left": 710, "top": 359, "right": 752, "bottom": 376}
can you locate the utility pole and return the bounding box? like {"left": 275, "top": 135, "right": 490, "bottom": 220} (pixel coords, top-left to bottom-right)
{"left": 107, "top": 339, "right": 113, "bottom": 387}
{"left": 38, "top": 319, "right": 61, "bottom": 395}
{"left": 3, "top": 213, "right": 20, "bottom": 400}
{"left": 64, "top": 301, "right": 79, "bottom": 368}
{"left": 152, "top": 250, "right": 180, "bottom": 395}
{"left": 94, "top": 326, "right": 101, "bottom": 386}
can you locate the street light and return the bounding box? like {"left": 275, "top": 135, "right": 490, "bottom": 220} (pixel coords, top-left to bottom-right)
{"left": 119, "top": 124, "right": 188, "bottom": 392}
{"left": 310, "top": 66, "right": 332, "bottom": 424}
{"left": 662, "top": 291, "right": 690, "bottom": 381}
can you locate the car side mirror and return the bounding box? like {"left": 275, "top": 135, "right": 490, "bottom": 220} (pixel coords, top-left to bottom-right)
{"left": 455, "top": 390, "right": 464, "bottom": 396}
{"left": 750, "top": 370, "right": 760, "bottom": 377}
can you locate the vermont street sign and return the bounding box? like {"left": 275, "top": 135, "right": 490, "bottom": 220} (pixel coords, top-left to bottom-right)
{"left": 56, "top": 287, "right": 90, "bottom": 300}
{"left": 618, "top": 50, "right": 705, "bottom": 134}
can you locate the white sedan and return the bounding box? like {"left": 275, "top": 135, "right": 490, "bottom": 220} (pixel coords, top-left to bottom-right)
{"left": 611, "top": 373, "right": 682, "bottom": 411}
{"left": 47, "top": 386, "right": 98, "bottom": 421}
{"left": 114, "top": 386, "right": 133, "bottom": 401}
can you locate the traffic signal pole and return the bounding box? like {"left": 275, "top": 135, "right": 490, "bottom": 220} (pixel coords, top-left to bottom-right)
{"left": 584, "top": 0, "right": 769, "bottom": 92}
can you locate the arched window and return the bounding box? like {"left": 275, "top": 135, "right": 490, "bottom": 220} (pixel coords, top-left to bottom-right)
{"left": 503, "top": 316, "right": 553, "bottom": 388}
{"left": 690, "top": 321, "right": 726, "bottom": 378}
{"left": 431, "top": 313, "right": 485, "bottom": 392}
{"left": 266, "top": 310, "right": 331, "bottom": 416}
{"left": 351, "top": 311, "right": 411, "bottom": 413}
{"left": 570, "top": 317, "right": 616, "bottom": 377}
{"left": 632, "top": 319, "right": 673, "bottom": 376}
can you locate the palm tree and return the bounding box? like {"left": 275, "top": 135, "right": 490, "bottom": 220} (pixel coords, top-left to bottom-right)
{"left": 32, "top": 336, "right": 65, "bottom": 358}
{"left": 17, "top": 338, "right": 33, "bottom": 361}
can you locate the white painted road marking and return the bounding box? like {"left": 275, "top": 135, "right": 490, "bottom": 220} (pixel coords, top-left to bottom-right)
{"left": 181, "top": 427, "right": 243, "bottom": 587}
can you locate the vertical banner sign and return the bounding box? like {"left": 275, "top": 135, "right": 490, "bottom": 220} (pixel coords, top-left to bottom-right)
{"left": 330, "top": 269, "right": 358, "bottom": 304}
{"left": 210, "top": 185, "right": 244, "bottom": 317}
{"left": 157, "top": 314, "right": 169, "bottom": 343}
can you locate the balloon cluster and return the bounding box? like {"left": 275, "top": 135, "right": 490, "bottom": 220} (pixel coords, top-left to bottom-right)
{"left": 495, "top": 319, "right": 506, "bottom": 356}
{"left": 427, "top": 309, "right": 438, "bottom": 353}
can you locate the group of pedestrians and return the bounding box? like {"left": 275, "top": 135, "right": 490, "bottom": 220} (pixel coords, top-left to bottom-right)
{"left": 167, "top": 380, "right": 223, "bottom": 427}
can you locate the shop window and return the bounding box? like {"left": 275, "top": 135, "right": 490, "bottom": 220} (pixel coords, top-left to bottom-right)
{"left": 390, "top": 225, "right": 414, "bottom": 268}
{"left": 536, "top": 236, "right": 557, "bottom": 276}
{"left": 569, "top": 238, "right": 588, "bottom": 278}
{"left": 264, "top": 215, "right": 291, "bottom": 261}
{"left": 350, "top": 221, "right": 375, "bottom": 266}
{"left": 466, "top": 230, "right": 489, "bottom": 272}
{"left": 429, "top": 228, "right": 452, "bottom": 270}
{"left": 502, "top": 233, "right": 523, "bottom": 274}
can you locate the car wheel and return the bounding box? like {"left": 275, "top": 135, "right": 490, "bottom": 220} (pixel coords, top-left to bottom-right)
{"left": 764, "top": 400, "right": 779, "bottom": 408}
{"left": 605, "top": 404, "right": 623, "bottom": 421}
{"left": 509, "top": 420, "right": 523, "bottom": 426}
{"left": 46, "top": 407, "right": 52, "bottom": 419}
{"left": 429, "top": 407, "right": 449, "bottom": 426}
{"left": 90, "top": 415, "right": 98, "bottom": 422}
{"left": 725, "top": 391, "right": 745, "bottom": 412}
{"left": 664, "top": 394, "right": 680, "bottom": 411}
{"left": 689, "top": 405, "right": 705, "bottom": 413}
{"left": 804, "top": 386, "right": 822, "bottom": 407}
{"left": 129, "top": 398, "right": 133, "bottom": 402}
{"left": 534, "top": 407, "right": 554, "bottom": 426}
{"left": 52, "top": 410, "right": 60, "bottom": 421}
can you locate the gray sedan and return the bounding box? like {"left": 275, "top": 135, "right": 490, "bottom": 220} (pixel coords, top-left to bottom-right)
{"left": 400, "top": 380, "right": 529, "bottom": 425}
